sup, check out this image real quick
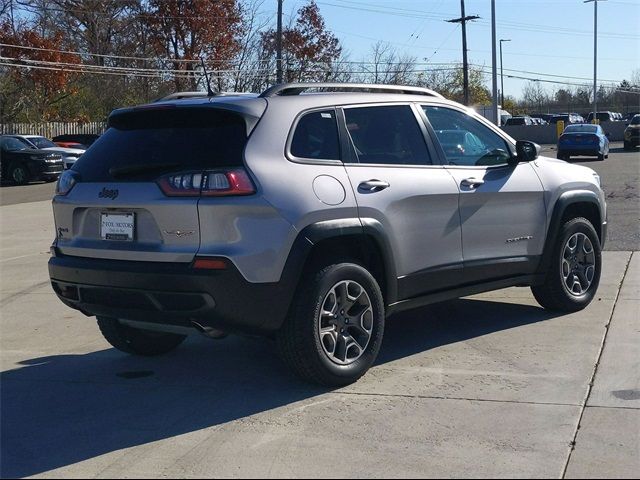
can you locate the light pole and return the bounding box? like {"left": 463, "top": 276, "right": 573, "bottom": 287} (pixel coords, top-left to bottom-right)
{"left": 276, "top": 0, "right": 283, "bottom": 84}
{"left": 499, "top": 39, "right": 511, "bottom": 108}
{"left": 491, "top": 0, "right": 498, "bottom": 125}
{"left": 585, "top": 0, "right": 605, "bottom": 123}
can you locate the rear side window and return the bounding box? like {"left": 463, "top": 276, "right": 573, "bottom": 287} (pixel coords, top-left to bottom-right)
{"left": 290, "top": 110, "right": 340, "bottom": 160}
{"left": 343, "top": 105, "right": 431, "bottom": 165}
{"left": 72, "top": 108, "right": 247, "bottom": 181}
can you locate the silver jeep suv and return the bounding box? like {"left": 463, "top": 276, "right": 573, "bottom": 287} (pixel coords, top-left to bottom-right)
{"left": 49, "top": 83, "right": 607, "bottom": 386}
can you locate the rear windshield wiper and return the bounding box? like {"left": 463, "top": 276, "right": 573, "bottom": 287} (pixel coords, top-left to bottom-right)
{"left": 109, "top": 162, "right": 181, "bottom": 178}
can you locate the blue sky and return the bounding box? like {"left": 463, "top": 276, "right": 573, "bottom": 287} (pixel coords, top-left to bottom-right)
{"left": 279, "top": 0, "right": 640, "bottom": 99}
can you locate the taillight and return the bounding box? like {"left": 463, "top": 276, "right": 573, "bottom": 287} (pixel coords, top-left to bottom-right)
{"left": 157, "top": 169, "right": 255, "bottom": 197}
{"left": 55, "top": 170, "right": 79, "bottom": 196}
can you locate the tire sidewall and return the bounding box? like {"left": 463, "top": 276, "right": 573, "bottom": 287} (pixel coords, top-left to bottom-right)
{"left": 554, "top": 219, "right": 602, "bottom": 307}
{"left": 10, "top": 162, "right": 29, "bottom": 185}
{"left": 307, "top": 263, "right": 385, "bottom": 381}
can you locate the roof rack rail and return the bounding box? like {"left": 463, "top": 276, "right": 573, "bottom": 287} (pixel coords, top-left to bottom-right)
{"left": 259, "top": 82, "right": 444, "bottom": 99}
{"left": 154, "top": 91, "right": 255, "bottom": 102}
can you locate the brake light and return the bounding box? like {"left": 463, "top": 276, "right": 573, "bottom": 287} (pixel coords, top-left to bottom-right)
{"left": 157, "top": 169, "right": 255, "bottom": 197}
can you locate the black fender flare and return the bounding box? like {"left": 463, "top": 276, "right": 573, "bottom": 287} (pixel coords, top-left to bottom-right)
{"left": 538, "top": 190, "right": 603, "bottom": 274}
{"left": 282, "top": 218, "right": 398, "bottom": 305}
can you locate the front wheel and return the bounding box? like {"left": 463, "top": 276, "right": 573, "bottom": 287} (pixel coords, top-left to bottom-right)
{"left": 277, "top": 263, "right": 385, "bottom": 386}
{"left": 532, "top": 217, "right": 601, "bottom": 312}
{"left": 9, "top": 162, "right": 30, "bottom": 185}
{"left": 97, "top": 316, "right": 186, "bottom": 356}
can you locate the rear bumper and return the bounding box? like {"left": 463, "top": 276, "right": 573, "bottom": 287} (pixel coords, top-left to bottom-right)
{"left": 558, "top": 147, "right": 601, "bottom": 156}
{"left": 48, "top": 253, "right": 294, "bottom": 335}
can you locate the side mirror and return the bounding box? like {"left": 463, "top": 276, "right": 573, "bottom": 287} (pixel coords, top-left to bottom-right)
{"left": 605, "top": 132, "right": 611, "bottom": 139}
{"left": 514, "top": 140, "right": 540, "bottom": 163}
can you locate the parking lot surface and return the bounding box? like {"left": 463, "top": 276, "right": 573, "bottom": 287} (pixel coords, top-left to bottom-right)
{"left": 1, "top": 145, "right": 638, "bottom": 478}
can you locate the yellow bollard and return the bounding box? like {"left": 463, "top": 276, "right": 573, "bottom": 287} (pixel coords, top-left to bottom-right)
{"left": 556, "top": 120, "right": 564, "bottom": 139}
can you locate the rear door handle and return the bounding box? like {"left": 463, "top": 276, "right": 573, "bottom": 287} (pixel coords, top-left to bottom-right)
{"left": 460, "top": 177, "right": 485, "bottom": 188}
{"left": 359, "top": 179, "right": 390, "bottom": 192}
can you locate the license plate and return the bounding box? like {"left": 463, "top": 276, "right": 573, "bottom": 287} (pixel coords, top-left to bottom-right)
{"left": 101, "top": 213, "right": 134, "bottom": 241}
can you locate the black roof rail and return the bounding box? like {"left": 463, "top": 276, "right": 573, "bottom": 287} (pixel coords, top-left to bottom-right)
{"left": 259, "top": 82, "right": 444, "bottom": 99}
{"left": 154, "top": 91, "right": 256, "bottom": 102}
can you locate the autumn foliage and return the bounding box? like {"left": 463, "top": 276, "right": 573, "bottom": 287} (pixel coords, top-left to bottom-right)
{"left": 261, "top": 1, "right": 341, "bottom": 82}
{"left": 0, "top": 22, "right": 82, "bottom": 120}
{"left": 148, "top": 0, "right": 244, "bottom": 89}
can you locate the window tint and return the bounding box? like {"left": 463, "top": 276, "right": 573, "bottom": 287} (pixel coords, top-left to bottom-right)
{"left": 2, "top": 137, "right": 30, "bottom": 151}
{"left": 29, "top": 137, "right": 57, "bottom": 149}
{"left": 422, "top": 106, "right": 512, "bottom": 167}
{"left": 344, "top": 105, "right": 431, "bottom": 166}
{"left": 290, "top": 110, "right": 340, "bottom": 160}
{"left": 72, "top": 108, "right": 247, "bottom": 182}
{"left": 565, "top": 125, "right": 598, "bottom": 134}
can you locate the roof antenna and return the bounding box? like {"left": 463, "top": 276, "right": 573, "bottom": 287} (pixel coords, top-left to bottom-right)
{"left": 200, "top": 57, "right": 215, "bottom": 97}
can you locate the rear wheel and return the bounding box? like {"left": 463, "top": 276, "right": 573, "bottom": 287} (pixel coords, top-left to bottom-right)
{"left": 97, "top": 316, "right": 186, "bottom": 356}
{"left": 532, "top": 217, "right": 601, "bottom": 312}
{"left": 9, "top": 162, "right": 30, "bottom": 185}
{"left": 623, "top": 141, "right": 631, "bottom": 151}
{"left": 597, "top": 152, "right": 605, "bottom": 161}
{"left": 277, "top": 263, "right": 385, "bottom": 386}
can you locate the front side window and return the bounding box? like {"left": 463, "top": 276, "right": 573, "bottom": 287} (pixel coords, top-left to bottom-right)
{"left": 343, "top": 105, "right": 431, "bottom": 166}
{"left": 2, "top": 137, "right": 30, "bottom": 151}
{"left": 422, "top": 106, "right": 512, "bottom": 167}
{"left": 290, "top": 110, "right": 340, "bottom": 160}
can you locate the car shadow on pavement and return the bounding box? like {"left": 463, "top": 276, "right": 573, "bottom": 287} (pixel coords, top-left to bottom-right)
{"left": 1, "top": 297, "right": 559, "bottom": 478}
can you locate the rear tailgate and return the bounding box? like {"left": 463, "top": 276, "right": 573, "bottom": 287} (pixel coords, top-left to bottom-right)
{"left": 53, "top": 106, "right": 249, "bottom": 263}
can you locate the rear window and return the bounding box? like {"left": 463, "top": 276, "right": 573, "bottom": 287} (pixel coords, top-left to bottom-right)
{"left": 72, "top": 108, "right": 247, "bottom": 181}
{"left": 565, "top": 125, "right": 598, "bottom": 133}
{"left": 290, "top": 110, "right": 340, "bottom": 160}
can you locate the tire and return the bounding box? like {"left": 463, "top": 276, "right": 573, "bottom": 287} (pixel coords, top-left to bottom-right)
{"left": 597, "top": 152, "right": 605, "bottom": 161}
{"left": 8, "top": 162, "right": 30, "bottom": 185}
{"left": 532, "top": 217, "right": 602, "bottom": 312}
{"left": 623, "top": 141, "right": 631, "bottom": 151}
{"left": 556, "top": 152, "right": 566, "bottom": 160}
{"left": 276, "top": 263, "right": 385, "bottom": 387}
{"left": 97, "top": 316, "right": 186, "bottom": 356}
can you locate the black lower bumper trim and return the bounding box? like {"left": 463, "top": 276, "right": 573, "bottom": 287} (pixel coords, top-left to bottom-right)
{"left": 48, "top": 255, "right": 293, "bottom": 335}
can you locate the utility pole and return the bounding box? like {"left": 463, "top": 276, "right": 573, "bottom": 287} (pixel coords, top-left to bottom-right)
{"left": 276, "top": 0, "right": 283, "bottom": 84}
{"left": 499, "top": 39, "right": 511, "bottom": 108}
{"left": 447, "top": 0, "right": 480, "bottom": 106}
{"left": 490, "top": 0, "right": 498, "bottom": 125}
{"left": 585, "top": 0, "right": 605, "bottom": 123}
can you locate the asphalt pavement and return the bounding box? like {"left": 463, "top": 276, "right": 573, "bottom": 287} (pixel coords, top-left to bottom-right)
{"left": 0, "top": 143, "right": 638, "bottom": 478}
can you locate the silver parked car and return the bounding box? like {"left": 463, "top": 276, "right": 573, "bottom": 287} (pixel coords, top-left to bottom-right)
{"left": 12, "top": 134, "right": 85, "bottom": 169}
{"left": 49, "top": 83, "right": 607, "bottom": 386}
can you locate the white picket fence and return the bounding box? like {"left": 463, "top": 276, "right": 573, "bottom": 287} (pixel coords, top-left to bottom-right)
{"left": 0, "top": 121, "right": 106, "bottom": 138}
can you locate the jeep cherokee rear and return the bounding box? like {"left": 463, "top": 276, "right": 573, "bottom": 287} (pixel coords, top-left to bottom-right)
{"left": 49, "top": 83, "right": 607, "bottom": 386}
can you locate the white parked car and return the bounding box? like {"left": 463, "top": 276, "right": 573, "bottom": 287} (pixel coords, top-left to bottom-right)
{"left": 11, "top": 135, "right": 85, "bottom": 170}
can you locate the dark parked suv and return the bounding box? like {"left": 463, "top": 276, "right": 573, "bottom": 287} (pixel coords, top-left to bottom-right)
{"left": 49, "top": 83, "right": 607, "bottom": 386}
{"left": 1, "top": 135, "right": 64, "bottom": 184}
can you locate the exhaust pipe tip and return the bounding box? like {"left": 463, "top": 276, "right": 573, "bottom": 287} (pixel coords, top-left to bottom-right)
{"left": 191, "top": 321, "right": 227, "bottom": 340}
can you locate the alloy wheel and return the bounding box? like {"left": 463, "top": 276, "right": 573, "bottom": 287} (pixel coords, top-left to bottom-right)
{"left": 562, "top": 232, "right": 596, "bottom": 296}
{"left": 317, "top": 280, "right": 374, "bottom": 365}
